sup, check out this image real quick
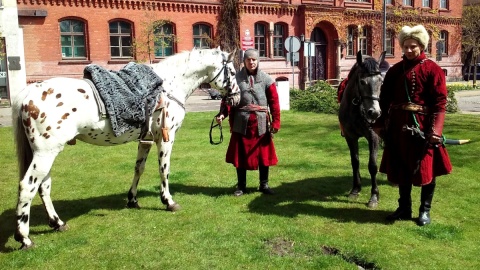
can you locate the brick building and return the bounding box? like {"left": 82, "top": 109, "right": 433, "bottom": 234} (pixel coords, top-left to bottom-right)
{"left": 12, "top": 0, "right": 461, "bottom": 99}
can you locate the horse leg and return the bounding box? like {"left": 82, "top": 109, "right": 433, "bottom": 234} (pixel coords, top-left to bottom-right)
{"left": 157, "top": 141, "right": 180, "bottom": 212}
{"left": 39, "top": 174, "right": 69, "bottom": 231}
{"left": 367, "top": 136, "right": 380, "bottom": 208}
{"left": 15, "top": 153, "right": 56, "bottom": 250}
{"left": 126, "top": 143, "right": 152, "bottom": 208}
{"left": 346, "top": 137, "right": 361, "bottom": 199}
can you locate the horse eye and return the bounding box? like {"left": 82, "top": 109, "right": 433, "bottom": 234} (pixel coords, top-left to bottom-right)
{"left": 360, "top": 80, "right": 367, "bottom": 86}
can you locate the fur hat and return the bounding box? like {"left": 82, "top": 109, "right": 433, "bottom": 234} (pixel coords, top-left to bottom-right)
{"left": 243, "top": 49, "right": 259, "bottom": 61}
{"left": 398, "top": 25, "right": 429, "bottom": 49}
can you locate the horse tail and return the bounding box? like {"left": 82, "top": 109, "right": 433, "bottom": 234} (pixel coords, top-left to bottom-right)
{"left": 12, "top": 88, "right": 33, "bottom": 180}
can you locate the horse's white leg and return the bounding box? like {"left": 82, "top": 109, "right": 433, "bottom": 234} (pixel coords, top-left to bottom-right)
{"left": 15, "top": 153, "right": 57, "bottom": 250}
{"left": 39, "top": 174, "right": 68, "bottom": 231}
{"left": 158, "top": 139, "right": 180, "bottom": 211}
{"left": 126, "top": 143, "right": 152, "bottom": 208}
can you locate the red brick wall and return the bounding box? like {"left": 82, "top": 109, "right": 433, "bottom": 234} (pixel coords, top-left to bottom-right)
{"left": 17, "top": 0, "right": 463, "bottom": 86}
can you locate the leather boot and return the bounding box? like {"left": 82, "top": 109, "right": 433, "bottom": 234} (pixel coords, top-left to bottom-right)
{"left": 259, "top": 166, "right": 274, "bottom": 195}
{"left": 417, "top": 179, "right": 436, "bottom": 226}
{"left": 386, "top": 184, "right": 412, "bottom": 221}
{"left": 234, "top": 168, "right": 247, "bottom": 196}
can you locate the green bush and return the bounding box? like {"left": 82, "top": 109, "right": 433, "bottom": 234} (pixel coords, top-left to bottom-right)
{"left": 446, "top": 86, "right": 458, "bottom": 113}
{"left": 290, "top": 80, "right": 339, "bottom": 114}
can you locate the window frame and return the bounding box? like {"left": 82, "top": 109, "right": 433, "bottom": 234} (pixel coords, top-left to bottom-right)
{"left": 254, "top": 23, "right": 267, "bottom": 58}
{"left": 440, "top": 0, "right": 448, "bottom": 9}
{"left": 59, "top": 18, "right": 87, "bottom": 59}
{"left": 358, "top": 26, "right": 369, "bottom": 56}
{"left": 385, "top": 30, "right": 394, "bottom": 56}
{"left": 347, "top": 26, "right": 356, "bottom": 57}
{"left": 193, "top": 23, "right": 212, "bottom": 49}
{"left": 439, "top": 31, "right": 448, "bottom": 56}
{"left": 272, "top": 23, "right": 286, "bottom": 58}
{"left": 422, "top": 0, "right": 431, "bottom": 8}
{"left": 154, "top": 22, "right": 175, "bottom": 58}
{"left": 109, "top": 20, "right": 133, "bottom": 59}
{"left": 403, "top": 0, "right": 413, "bottom": 6}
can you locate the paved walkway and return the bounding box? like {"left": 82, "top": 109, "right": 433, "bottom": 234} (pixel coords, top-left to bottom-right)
{"left": 1, "top": 90, "right": 480, "bottom": 128}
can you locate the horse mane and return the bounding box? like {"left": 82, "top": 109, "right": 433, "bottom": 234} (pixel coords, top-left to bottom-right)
{"left": 346, "top": 56, "right": 379, "bottom": 80}
{"left": 153, "top": 50, "right": 191, "bottom": 69}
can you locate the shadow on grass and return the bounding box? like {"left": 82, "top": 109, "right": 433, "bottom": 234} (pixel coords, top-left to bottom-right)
{"left": 171, "top": 176, "right": 392, "bottom": 223}
{"left": 0, "top": 190, "right": 158, "bottom": 253}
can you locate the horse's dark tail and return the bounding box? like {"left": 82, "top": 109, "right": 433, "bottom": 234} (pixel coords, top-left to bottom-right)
{"left": 12, "top": 91, "right": 33, "bottom": 180}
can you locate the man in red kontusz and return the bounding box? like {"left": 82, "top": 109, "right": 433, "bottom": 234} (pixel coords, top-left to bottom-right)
{"left": 374, "top": 25, "right": 452, "bottom": 226}
{"left": 216, "top": 49, "right": 281, "bottom": 196}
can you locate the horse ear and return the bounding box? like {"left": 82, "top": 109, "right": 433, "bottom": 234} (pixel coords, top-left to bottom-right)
{"left": 356, "top": 51, "right": 363, "bottom": 64}
{"left": 228, "top": 50, "right": 235, "bottom": 62}
{"left": 378, "top": 51, "right": 386, "bottom": 65}
{"left": 217, "top": 46, "right": 221, "bottom": 50}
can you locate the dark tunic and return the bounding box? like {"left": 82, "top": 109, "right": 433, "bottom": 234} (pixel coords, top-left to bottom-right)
{"left": 219, "top": 67, "right": 281, "bottom": 170}
{"left": 377, "top": 52, "right": 452, "bottom": 186}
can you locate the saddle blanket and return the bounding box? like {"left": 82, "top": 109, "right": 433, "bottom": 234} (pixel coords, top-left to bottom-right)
{"left": 83, "top": 62, "right": 164, "bottom": 137}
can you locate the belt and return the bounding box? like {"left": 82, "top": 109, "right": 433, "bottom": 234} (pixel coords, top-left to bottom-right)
{"left": 390, "top": 102, "right": 429, "bottom": 113}
{"left": 238, "top": 104, "right": 268, "bottom": 112}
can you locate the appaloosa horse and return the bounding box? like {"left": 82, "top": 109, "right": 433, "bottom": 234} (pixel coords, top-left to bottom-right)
{"left": 12, "top": 47, "right": 240, "bottom": 249}
{"left": 338, "top": 51, "right": 386, "bottom": 208}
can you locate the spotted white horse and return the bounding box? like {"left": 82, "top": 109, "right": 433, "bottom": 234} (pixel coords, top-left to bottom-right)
{"left": 12, "top": 47, "right": 240, "bottom": 249}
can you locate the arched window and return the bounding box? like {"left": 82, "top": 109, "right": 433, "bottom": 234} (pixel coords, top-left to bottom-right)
{"left": 109, "top": 20, "right": 132, "bottom": 59}
{"left": 154, "top": 23, "right": 175, "bottom": 57}
{"left": 60, "top": 19, "right": 86, "bottom": 59}
{"left": 254, "top": 23, "right": 267, "bottom": 57}
{"left": 273, "top": 23, "right": 286, "bottom": 58}
{"left": 193, "top": 24, "right": 211, "bottom": 49}
{"left": 439, "top": 30, "right": 448, "bottom": 55}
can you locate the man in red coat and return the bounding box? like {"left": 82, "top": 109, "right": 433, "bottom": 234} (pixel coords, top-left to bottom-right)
{"left": 216, "top": 49, "right": 281, "bottom": 196}
{"left": 374, "top": 25, "right": 452, "bottom": 226}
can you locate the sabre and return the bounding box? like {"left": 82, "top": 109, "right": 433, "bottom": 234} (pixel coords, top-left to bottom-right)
{"left": 402, "top": 125, "right": 470, "bottom": 145}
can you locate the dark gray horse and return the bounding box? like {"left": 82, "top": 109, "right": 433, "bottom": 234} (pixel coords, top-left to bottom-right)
{"left": 338, "top": 51, "right": 386, "bottom": 208}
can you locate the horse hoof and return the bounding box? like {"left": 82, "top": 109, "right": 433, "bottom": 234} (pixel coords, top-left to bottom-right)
{"left": 367, "top": 200, "right": 378, "bottom": 208}
{"left": 55, "top": 223, "right": 69, "bottom": 232}
{"left": 167, "top": 203, "right": 181, "bottom": 212}
{"left": 20, "top": 242, "right": 35, "bottom": 250}
{"left": 126, "top": 201, "right": 141, "bottom": 209}
{"left": 348, "top": 193, "right": 359, "bottom": 200}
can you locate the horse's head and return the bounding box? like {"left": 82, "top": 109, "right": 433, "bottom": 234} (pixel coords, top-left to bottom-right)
{"left": 207, "top": 47, "right": 241, "bottom": 106}
{"left": 351, "top": 51, "right": 386, "bottom": 124}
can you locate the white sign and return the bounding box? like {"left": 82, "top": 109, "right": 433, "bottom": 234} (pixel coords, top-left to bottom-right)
{"left": 276, "top": 81, "right": 290, "bottom": 110}
{"left": 284, "top": 36, "right": 301, "bottom": 52}
{"left": 304, "top": 42, "right": 316, "bottom": 57}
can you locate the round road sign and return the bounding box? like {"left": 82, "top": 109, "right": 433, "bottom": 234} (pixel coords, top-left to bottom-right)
{"left": 284, "top": 36, "right": 301, "bottom": 52}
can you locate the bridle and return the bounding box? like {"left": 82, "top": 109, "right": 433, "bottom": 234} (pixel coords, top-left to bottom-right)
{"left": 351, "top": 70, "right": 382, "bottom": 106}
{"left": 208, "top": 53, "right": 233, "bottom": 96}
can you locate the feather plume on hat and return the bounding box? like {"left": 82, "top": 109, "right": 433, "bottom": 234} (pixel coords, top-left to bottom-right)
{"left": 398, "top": 25, "right": 429, "bottom": 49}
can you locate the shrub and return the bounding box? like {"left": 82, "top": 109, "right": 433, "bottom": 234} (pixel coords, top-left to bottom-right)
{"left": 290, "top": 80, "right": 339, "bottom": 114}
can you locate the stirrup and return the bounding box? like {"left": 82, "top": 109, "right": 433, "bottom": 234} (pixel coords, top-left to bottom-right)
{"left": 140, "top": 131, "right": 155, "bottom": 145}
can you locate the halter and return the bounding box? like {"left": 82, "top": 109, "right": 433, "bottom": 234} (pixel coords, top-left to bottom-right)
{"left": 208, "top": 53, "right": 232, "bottom": 95}
{"left": 351, "top": 71, "right": 382, "bottom": 106}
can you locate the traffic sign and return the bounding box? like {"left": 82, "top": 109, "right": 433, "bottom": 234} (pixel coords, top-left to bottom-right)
{"left": 284, "top": 36, "right": 301, "bottom": 52}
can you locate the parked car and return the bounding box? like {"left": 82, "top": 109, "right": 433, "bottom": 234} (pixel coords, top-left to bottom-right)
{"left": 207, "top": 88, "right": 222, "bottom": 100}
{"left": 463, "top": 64, "right": 480, "bottom": 81}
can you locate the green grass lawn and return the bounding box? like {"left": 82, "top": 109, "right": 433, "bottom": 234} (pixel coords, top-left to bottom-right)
{"left": 0, "top": 111, "right": 479, "bottom": 269}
